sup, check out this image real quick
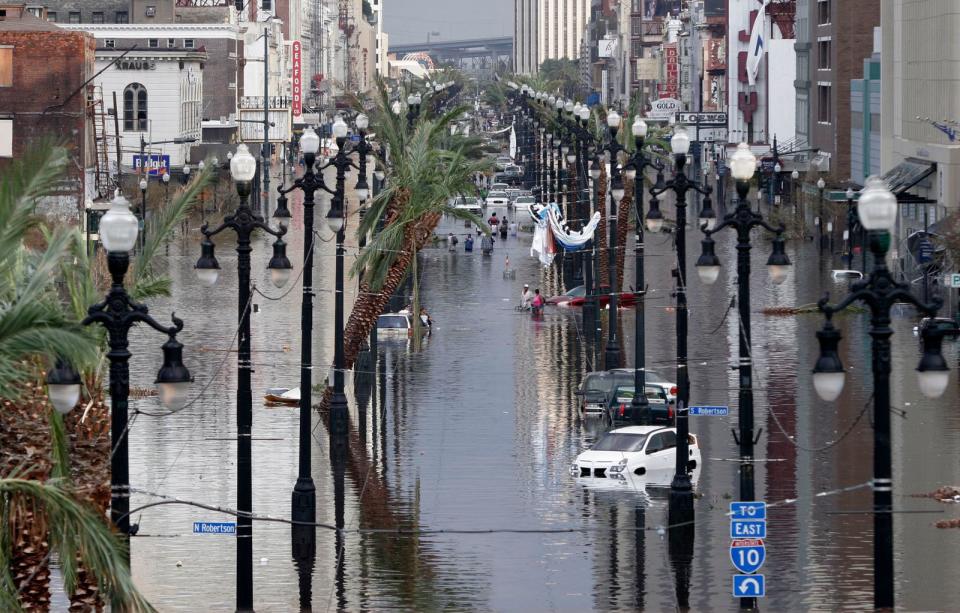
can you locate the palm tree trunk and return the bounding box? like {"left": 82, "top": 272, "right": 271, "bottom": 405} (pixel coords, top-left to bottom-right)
{"left": 597, "top": 163, "right": 609, "bottom": 287}
{"left": 615, "top": 177, "right": 634, "bottom": 290}
{"left": 316, "top": 206, "right": 443, "bottom": 412}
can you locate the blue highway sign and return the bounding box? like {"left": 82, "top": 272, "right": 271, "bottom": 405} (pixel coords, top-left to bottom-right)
{"left": 730, "top": 501, "right": 767, "bottom": 520}
{"left": 730, "top": 538, "right": 766, "bottom": 573}
{"left": 731, "top": 520, "right": 767, "bottom": 539}
{"left": 193, "top": 522, "right": 236, "bottom": 534}
{"left": 689, "top": 405, "right": 729, "bottom": 416}
{"left": 732, "top": 574, "right": 765, "bottom": 598}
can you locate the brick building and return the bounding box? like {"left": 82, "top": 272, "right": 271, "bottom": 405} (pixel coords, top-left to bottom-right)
{"left": 0, "top": 4, "right": 96, "bottom": 219}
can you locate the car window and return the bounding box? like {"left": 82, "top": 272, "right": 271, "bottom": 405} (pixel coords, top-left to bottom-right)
{"left": 378, "top": 315, "right": 408, "bottom": 329}
{"left": 645, "top": 433, "right": 664, "bottom": 454}
{"left": 565, "top": 286, "right": 586, "bottom": 297}
{"left": 613, "top": 386, "right": 634, "bottom": 401}
{"left": 592, "top": 433, "right": 648, "bottom": 452}
{"left": 582, "top": 373, "right": 607, "bottom": 393}
{"left": 489, "top": 192, "right": 506, "bottom": 198}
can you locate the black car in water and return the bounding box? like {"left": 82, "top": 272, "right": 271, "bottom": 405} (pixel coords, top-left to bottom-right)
{"left": 606, "top": 385, "right": 672, "bottom": 425}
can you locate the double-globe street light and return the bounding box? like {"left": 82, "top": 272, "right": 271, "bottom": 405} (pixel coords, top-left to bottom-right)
{"left": 647, "top": 125, "right": 713, "bottom": 510}
{"left": 812, "top": 175, "right": 950, "bottom": 611}
{"left": 694, "top": 142, "right": 791, "bottom": 609}
{"left": 46, "top": 191, "right": 193, "bottom": 554}
{"left": 601, "top": 110, "right": 625, "bottom": 371}
{"left": 193, "top": 143, "right": 293, "bottom": 612}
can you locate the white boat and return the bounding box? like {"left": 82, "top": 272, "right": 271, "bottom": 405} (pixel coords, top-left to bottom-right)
{"left": 264, "top": 387, "right": 300, "bottom": 406}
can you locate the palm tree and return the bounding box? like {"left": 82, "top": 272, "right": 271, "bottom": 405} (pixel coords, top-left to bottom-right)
{"left": 314, "top": 82, "right": 489, "bottom": 410}
{"left": 0, "top": 143, "right": 208, "bottom": 611}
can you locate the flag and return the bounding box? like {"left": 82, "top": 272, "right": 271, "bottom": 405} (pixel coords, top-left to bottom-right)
{"left": 746, "top": 0, "right": 771, "bottom": 86}
{"left": 509, "top": 125, "right": 517, "bottom": 159}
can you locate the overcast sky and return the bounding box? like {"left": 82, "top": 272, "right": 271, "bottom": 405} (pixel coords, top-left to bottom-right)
{"left": 383, "top": 0, "right": 513, "bottom": 46}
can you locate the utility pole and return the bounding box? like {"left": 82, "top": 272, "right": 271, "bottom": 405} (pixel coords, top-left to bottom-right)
{"left": 263, "top": 26, "right": 271, "bottom": 211}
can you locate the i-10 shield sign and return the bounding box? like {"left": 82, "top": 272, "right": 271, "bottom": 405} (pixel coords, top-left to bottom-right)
{"left": 730, "top": 538, "right": 765, "bottom": 573}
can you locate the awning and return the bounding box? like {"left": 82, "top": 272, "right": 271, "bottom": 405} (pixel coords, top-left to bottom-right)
{"left": 881, "top": 158, "right": 936, "bottom": 196}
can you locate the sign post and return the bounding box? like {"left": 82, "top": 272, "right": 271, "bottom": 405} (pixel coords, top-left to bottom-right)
{"left": 730, "top": 501, "right": 767, "bottom": 600}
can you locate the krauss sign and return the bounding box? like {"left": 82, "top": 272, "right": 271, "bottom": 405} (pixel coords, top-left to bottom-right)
{"left": 291, "top": 40, "right": 302, "bottom": 117}
{"left": 117, "top": 60, "right": 156, "bottom": 70}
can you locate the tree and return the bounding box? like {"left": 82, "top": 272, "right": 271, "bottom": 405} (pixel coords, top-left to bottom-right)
{"left": 315, "top": 81, "right": 489, "bottom": 411}
{"left": 538, "top": 59, "right": 581, "bottom": 98}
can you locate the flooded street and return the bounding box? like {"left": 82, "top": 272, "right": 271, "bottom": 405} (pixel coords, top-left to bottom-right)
{"left": 124, "top": 176, "right": 960, "bottom": 611}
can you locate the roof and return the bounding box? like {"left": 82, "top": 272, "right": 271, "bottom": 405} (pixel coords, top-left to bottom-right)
{"left": 881, "top": 158, "right": 936, "bottom": 197}
{"left": 610, "top": 426, "right": 670, "bottom": 435}
{"left": 0, "top": 7, "right": 64, "bottom": 33}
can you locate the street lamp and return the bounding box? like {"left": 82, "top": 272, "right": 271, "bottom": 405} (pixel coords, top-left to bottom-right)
{"left": 694, "top": 144, "right": 789, "bottom": 609}
{"left": 50, "top": 191, "right": 192, "bottom": 552}
{"left": 648, "top": 125, "right": 712, "bottom": 509}
{"left": 138, "top": 177, "right": 148, "bottom": 249}
{"left": 602, "top": 110, "right": 624, "bottom": 370}
{"left": 276, "top": 126, "right": 324, "bottom": 530}
{"left": 621, "top": 115, "right": 659, "bottom": 423}
{"left": 195, "top": 143, "right": 291, "bottom": 611}
{"left": 813, "top": 178, "right": 949, "bottom": 611}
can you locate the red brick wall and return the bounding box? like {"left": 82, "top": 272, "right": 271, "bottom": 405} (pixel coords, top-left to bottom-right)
{"left": 0, "top": 29, "right": 95, "bottom": 214}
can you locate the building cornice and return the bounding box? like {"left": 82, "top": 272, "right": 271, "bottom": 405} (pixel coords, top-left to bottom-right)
{"left": 60, "top": 23, "right": 240, "bottom": 38}
{"left": 96, "top": 49, "right": 209, "bottom": 62}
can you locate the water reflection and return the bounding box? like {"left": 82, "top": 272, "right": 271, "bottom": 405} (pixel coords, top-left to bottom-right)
{"left": 123, "top": 196, "right": 960, "bottom": 611}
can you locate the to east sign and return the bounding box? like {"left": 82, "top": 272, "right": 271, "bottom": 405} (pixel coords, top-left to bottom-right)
{"left": 730, "top": 538, "right": 765, "bottom": 573}
{"left": 731, "top": 520, "right": 766, "bottom": 539}
{"left": 193, "top": 522, "right": 236, "bottom": 534}
{"left": 730, "top": 501, "right": 766, "bottom": 520}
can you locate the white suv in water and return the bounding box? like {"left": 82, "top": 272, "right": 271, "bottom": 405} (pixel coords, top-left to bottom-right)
{"left": 571, "top": 426, "right": 701, "bottom": 488}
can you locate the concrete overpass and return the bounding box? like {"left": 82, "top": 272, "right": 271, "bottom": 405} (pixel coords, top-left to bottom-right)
{"left": 389, "top": 36, "right": 513, "bottom": 73}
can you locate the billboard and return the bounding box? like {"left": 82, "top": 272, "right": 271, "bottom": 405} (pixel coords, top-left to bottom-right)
{"left": 659, "top": 42, "right": 679, "bottom": 99}
{"left": 643, "top": 0, "right": 681, "bottom": 19}
{"left": 291, "top": 41, "right": 302, "bottom": 117}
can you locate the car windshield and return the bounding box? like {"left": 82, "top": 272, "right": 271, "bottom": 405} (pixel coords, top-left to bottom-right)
{"left": 516, "top": 197, "right": 534, "bottom": 203}
{"left": 592, "top": 433, "right": 648, "bottom": 452}
{"left": 613, "top": 386, "right": 665, "bottom": 402}
{"left": 377, "top": 315, "right": 408, "bottom": 329}
{"left": 489, "top": 192, "right": 506, "bottom": 198}
{"left": 565, "top": 286, "right": 586, "bottom": 297}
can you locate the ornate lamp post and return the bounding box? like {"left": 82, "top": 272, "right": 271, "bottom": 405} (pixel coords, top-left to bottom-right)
{"left": 48, "top": 191, "right": 192, "bottom": 555}
{"left": 812, "top": 176, "right": 950, "bottom": 611}
{"left": 406, "top": 92, "right": 422, "bottom": 128}
{"left": 695, "top": 143, "right": 790, "bottom": 609}
{"left": 194, "top": 144, "right": 292, "bottom": 612}
{"left": 817, "top": 176, "right": 827, "bottom": 253}
{"left": 602, "top": 110, "right": 624, "bottom": 371}
{"left": 648, "top": 125, "right": 712, "bottom": 506}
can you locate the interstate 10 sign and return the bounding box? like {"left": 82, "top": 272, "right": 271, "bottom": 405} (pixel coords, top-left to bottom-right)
{"left": 730, "top": 538, "right": 765, "bottom": 573}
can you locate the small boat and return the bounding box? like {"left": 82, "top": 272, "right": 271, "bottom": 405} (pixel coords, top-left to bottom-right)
{"left": 264, "top": 387, "right": 300, "bottom": 406}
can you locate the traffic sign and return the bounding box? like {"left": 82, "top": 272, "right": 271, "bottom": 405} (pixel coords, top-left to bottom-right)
{"left": 919, "top": 239, "right": 934, "bottom": 264}
{"left": 689, "top": 405, "right": 729, "bottom": 416}
{"left": 732, "top": 574, "right": 765, "bottom": 598}
{"left": 730, "top": 520, "right": 767, "bottom": 539}
{"left": 676, "top": 112, "right": 727, "bottom": 126}
{"left": 730, "top": 538, "right": 766, "bottom": 573}
{"left": 947, "top": 273, "right": 960, "bottom": 288}
{"left": 730, "top": 501, "right": 766, "bottom": 520}
{"left": 193, "top": 522, "right": 236, "bottom": 534}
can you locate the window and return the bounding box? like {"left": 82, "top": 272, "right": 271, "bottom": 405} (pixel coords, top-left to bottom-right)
{"left": 0, "top": 119, "right": 11, "bottom": 157}
{"left": 25, "top": 7, "right": 42, "bottom": 18}
{"left": 47, "top": 11, "right": 56, "bottom": 21}
{"left": 818, "top": 0, "right": 831, "bottom": 25}
{"left": 184, "top": 39, "right": 195, "bottom": 49}
{"left": 68, "top": 11, "right": 80, "bottom": 23}
{"left": 817, "top": 84, "right": 832, "bottom": 123}
{"left": 123, "top": 83, "right": 147, "bottom": 131}
{"left": 105, "top": 39, "right": 115, "bottom": 48}
{"left": 148, "top": 39, "right": 159, "bottom": 48}
{"left": 115, "top": 11, "right": 128, "bottom": 23}
{"left": 0, "top": 47, "right": 11, "bottom": 87}
{"left": 92, "top": 11, "right": 103, "bottom": 23}
{"left": 817, "top": 40, "right": 831, "bottom": 69}
{"left": 167, "top": 38, "right": 176, "bottom": 48}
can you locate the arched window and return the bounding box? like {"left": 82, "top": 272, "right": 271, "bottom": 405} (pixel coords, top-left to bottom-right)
{"left": 123, "top": 83, "right": 147, "bottom": 131}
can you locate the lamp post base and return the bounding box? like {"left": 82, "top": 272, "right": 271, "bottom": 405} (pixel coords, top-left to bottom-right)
{"left": 292, "top": 478, "right": 316, "bottom": 525}
{"left": 604, "top": 343, "right": 622, "bottom": 371}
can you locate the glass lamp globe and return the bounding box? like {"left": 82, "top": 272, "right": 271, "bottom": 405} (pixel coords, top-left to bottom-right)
{"left": 195, "top": 238, "right": 220, "bottom": 286}
{"left": 671, "top": 125, "right": 691, "bottom": 155}
{"left": 857, "top": 175, "right": 897, "bottom": 231}
{"left": 391, "top": 100, "right": 402, "bottom": 115}
{"left": 183, "top": 164, "right": 191, "bottom": 176}
{"left": 356, "top": 113, "right": 370, "bottom": 130}
{"left": 332, "top": 116, "right": 349, "bottom": 139}
{"left": 155, "top": 337, "right": 192, "bottom": 410}
{"left": 695, "top": 236, "right": 721, "bottom": 285}
{"left": 46, "top": 359, "right": 81, "bottom": 415}
{"left": 564, "top": 100, "right": 574, "bottom": 113}
{"left": 139, "top": 178, "right": 147, "bottom": 191}
{"left": 817, "top": 177, "right": 826, "bottom": 190}
{"left": 766, "top": 236, "right": 791, "bottom": 285}
{"left": 162, "top": 172, "right": 170, "bottom": 184}
{"left": 267, "top": 239, "right": 292, "bottom": 288}
{"left": 300, "top": 127, "right": 321, "bottom": 154}
{"left": 624, "top": 166, "right": 637, "bottom": 180}
{"left": 729, "top": 143, "right": 756, "bottom": 181}
{"left": 917, "top": 326, "right": 951, "bottom": 398}
{"left": 632, "top": 116, "right": 648, "bottom": 138}
{"left": 198, "top": 160, "right": 205, "bottom": 171}
{"left": 211, "top": 157, "right": 219, "bottom": 168}
{"left": 230, "top": 144, "right": 257, "bottom": 182}
{"left": 579, "top": 106, "right": 590, "bottom": 121}
{"left": 846, "top": 187, "right": 855, "bottom": 200}
{"left": 774, "top": 163, "right": 782, "bottom": 173}
{"left": 791, "top": 169, "right": 799, "bottom": 180}
{"left": 607, "top": 110, "right": 621, "bottom": 129}
{"left": 100, "top": 192, "right": 139, "bottom": 252}
{"left": 813, "top": 323, "right": 845, "bottom": 401}
{"left": 406, "top": 93, "right": 416, "bottom": 105}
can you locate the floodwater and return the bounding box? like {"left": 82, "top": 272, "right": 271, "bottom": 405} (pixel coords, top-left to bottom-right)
{"left": 123, "top": 170, "right": 960, "bottom": 611}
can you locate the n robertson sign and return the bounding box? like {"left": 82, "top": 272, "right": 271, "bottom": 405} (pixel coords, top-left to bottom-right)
{"left": 292, "top": 41, "right": 302, "bottom": 117}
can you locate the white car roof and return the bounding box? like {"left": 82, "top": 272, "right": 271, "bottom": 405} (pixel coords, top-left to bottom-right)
{"left": 609, "top": 425, "right": 671, "bottom": 435}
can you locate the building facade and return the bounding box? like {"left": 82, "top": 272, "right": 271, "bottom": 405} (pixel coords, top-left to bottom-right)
{"left": 849, "top": 30, "right": 880, "bottom": 184}
{"left": 0, "top": 5, "right": 96, "bottom": 218}
{"left": 536, "top": 0, "right": 590, "bottom": 65}
{"left": 514, "top": 0, "right": 537, "bottom": 74}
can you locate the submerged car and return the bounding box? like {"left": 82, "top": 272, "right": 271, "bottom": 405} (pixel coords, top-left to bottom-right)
{"left": 486, "top": 191, "right": 509, "bottom": 206}
{"left": 453, "top": 196, "right": 482, "bottom": 215}
{"left": 546, "top": 285, "right": 637, "bottom": 307}
{"left": 572, "top": 426, "right": 701, "bottom": 487}
{"left": 606, "top": 385, "right": 672, "bottom": 425}
{"left": 376, "top": 313, "right": 412, "bottom": 339}
{"left": 513, "top": 195, "right": 536, "bottom": 213}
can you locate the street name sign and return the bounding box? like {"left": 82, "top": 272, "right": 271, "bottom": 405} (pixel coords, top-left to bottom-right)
{"left": 730, "top": 538, "right": 766, "bottom": 573}
{"left": 733, "top": 574, "right": 765, "bottom": 598}
{"left": 676, "top": 112, "right": 727, "bottom": 126}
{"left": 689, "top": 405, "right": 729, "bottom": 416}
{"left": 730, "top": 520, "right": 767, "bottom": 539}
{"left": 948, "top": 273, "right": 960, "bottom": 288}
{"left": 193, "top": 522, "right": 236, "bottom": 534}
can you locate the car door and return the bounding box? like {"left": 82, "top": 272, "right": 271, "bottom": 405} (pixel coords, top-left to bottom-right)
{"left": 643, "top": 431, "right": 677, "bottom": 481}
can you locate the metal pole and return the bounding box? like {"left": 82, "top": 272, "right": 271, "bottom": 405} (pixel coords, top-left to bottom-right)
{"left": 671, "top": 159, "right": 693, "bottom": 500}
{"left": 235, "top": 208, "right": 254, "bottom": 612}
{"left": 139, "top": 135, "right": 146, "bottom": 250}
{"left": 106, "top": 254, "right": 132, "bottom": 547}
{"left": 605, "top": 214, "right": 621, "bottom": 369}
{"left": 870, "top": 258, "right": 894, "bottom": 610}
{"left": 292, "top": 153, "right": 317, "bottom": 526}
{"left": 631, "top": 146, "right": 649, "bottom": 423}
{"left": 263, "top": 28, "right": 271, "bottom": 212}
